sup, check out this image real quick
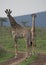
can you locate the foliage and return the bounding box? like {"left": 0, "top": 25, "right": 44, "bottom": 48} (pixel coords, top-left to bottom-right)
{"left": 0, "top": 18, "right": 7, "bottom": 26}
{"left": 21, "top": 20, "right": 29, "bottom": 27}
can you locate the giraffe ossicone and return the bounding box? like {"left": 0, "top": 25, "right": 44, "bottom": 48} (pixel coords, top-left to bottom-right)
{"left": 5, "top": 9, "right": 12, "bottom": 15}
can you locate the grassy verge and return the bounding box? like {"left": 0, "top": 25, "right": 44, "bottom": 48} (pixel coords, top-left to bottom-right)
{"left": 0, "top": 52, "right": 14, "bottom": 63}
{"left": 0, "top": 27, "right": 46, "bottom": 64}
{"left": 18, "top": 55, "right": 37, "bottom": 65}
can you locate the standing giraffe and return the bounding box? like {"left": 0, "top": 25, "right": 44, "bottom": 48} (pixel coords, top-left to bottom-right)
{"left": 31, "top": 14, "right": 36, "bottom": 55}
{"left": 5, "top": 9, "right": 32, "bottom": 58}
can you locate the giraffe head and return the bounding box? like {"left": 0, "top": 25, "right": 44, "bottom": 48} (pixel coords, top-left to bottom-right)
{"left": 5, "top": 9, "right": 12, "bottom": 16}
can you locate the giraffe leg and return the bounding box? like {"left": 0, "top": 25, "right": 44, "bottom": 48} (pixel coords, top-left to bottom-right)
{"left": 31, "top": 39, "right": 36, "bottom": 55}
{"left": 15, "top": 39, "right": 18, "bottom": 58}
{"left": 27, "top": 41, "right": 31, "bottom": 57}
{"left": 25, "top": 39, "right": 28, "bottom": 57}
{"left": 25, "top": 39, "right": 31, "bottom": 58}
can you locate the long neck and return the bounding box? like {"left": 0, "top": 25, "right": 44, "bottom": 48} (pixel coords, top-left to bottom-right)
{"left": 8, "top": 14, "right": 21, "bottom": 29}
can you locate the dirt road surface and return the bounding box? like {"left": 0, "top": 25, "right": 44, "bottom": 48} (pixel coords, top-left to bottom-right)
{"left": 30, "top": 52, "right": 46, "bottom": 65}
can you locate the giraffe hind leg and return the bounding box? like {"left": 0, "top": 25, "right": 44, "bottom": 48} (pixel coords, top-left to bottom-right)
{"left": 25, "top": 39, "right": 31, "bottom": 58}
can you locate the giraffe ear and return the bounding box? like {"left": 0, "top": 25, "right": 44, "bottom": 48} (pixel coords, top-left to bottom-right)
{"left": 5, "top": 10, "right": 7, "bottom": 14}
{"left": 10, "top": 11, "right": 12, "bottom": 13}
{"left": 5, "top": 9, "right": 8, "bottom": 14}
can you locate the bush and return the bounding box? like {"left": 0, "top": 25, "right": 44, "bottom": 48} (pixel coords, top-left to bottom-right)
{"left": 0, "top": 46, "right": 7, "bottom": 57}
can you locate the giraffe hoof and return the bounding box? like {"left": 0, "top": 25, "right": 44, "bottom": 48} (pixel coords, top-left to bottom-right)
{"left": 15, "top": 56, "right": 18, "bottom": 59}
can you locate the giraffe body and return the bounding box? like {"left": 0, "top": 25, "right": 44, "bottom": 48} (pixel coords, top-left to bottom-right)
{"left": 5, "top": 9, "right": 32, "bottom": 58}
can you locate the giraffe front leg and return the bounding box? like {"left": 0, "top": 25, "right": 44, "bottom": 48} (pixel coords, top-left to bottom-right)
{"left": 12, "top": 33, "right": 18, "bottom": 58}
{"left": 31, "top": 39, "right": 36, "bottom": 55}
{"left": 15, "top": 39, "right": 18, "bottom": 58}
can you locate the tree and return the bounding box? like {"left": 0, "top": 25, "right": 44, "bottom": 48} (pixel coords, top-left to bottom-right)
{"left": 0, "top": 18, "right": 7, "bottom": 27}
{"left": 21, "top": 20, "right": 29, "bottom": 27}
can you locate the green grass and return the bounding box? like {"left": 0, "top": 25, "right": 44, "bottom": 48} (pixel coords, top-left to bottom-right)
{"left": 36, "top": 39, "right": 46, "bottom": 52}
{"left": 0, "top": 52, "right": 14, "bottom": 63}
{"left": 18, "top": 55, "right": 37, "bottom": 65}
{"left": 36, "top": 28, "right": 46, "bottom": 52}
{"left": 0, "top": 27, "right": 46, "bottom": 64}
{"left": 18, "top": 39, "right": 26, "bottom": 51}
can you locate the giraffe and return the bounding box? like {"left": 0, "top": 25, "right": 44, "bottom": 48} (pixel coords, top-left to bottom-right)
{"left": 31, "top": 14, "right": 36, "bottom": 55}
{"left": 5, "top": 9, "right": 32, "bottom": 58}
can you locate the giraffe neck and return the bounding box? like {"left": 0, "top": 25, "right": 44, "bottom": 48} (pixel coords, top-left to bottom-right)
{"left": 8, "top": 15, "right": 21, "bottom": 29}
